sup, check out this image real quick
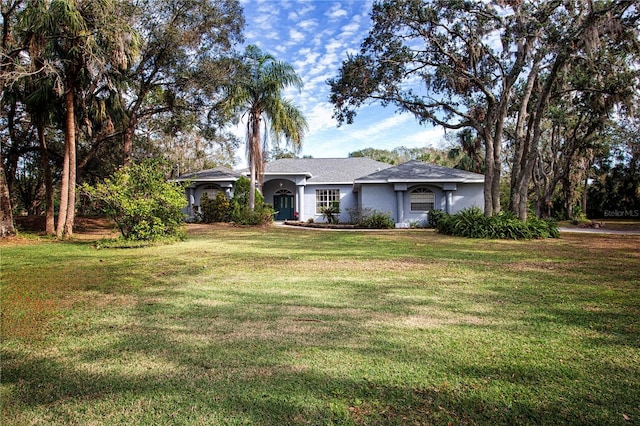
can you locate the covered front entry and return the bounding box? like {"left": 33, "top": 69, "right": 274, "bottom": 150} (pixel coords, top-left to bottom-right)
{"left": 274, "top": 190, "right": 294, "bottom": 220}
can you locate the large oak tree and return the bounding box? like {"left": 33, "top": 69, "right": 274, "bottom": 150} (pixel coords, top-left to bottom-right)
{"left": 329, "top": 0, "right": 639, "bottom": 219}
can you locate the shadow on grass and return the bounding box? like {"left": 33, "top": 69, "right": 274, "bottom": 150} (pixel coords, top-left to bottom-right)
{"left": 4, "top": 279, "right": 639, "bottom": 425}
{"left": 0, "top": 340, "right": 589, "bottom": 425}
{"left": 3, "top": 228, "right": 639, "bottom": 424}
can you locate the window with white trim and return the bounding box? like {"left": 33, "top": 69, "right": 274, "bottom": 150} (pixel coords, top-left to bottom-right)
{"left": 315, "top": 189, "right": 340, "bottom": 213}
{"left": 410, "top": 187, "right": 435, "bottom": 211}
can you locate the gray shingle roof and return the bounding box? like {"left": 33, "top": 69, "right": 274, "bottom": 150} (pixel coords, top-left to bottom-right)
{"left": 355, "top": 160, "right": 484, "bottom": 183}
{"left": 174, "top": 167, "right": 241, "bottom": 182}
{"left": 176, "top": 159, "right": 483, "bottom": 185}
{"left": 262, "top": 157, "right": 392, "bottom": 183}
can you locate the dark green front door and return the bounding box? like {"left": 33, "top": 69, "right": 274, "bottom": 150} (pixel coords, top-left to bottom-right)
{"left": 274, "top": 194, "right": 294, "bottom": 220}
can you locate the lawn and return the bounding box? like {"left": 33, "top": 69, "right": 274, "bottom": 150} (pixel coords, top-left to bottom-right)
{"left": 2, "top": 224, "right": 639, "bottom": 425}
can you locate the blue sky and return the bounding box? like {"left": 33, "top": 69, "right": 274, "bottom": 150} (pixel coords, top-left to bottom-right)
{"left": 236, "top": 0, "right": 447, "bottom": 161}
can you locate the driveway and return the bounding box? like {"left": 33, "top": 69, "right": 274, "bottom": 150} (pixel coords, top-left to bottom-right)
{"left": 559, "top": 227, "right": 640, "bottom": 236}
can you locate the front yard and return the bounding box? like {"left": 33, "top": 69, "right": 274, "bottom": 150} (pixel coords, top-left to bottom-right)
{"left": 1, "top": 224, "right": 639, "bottom": 425}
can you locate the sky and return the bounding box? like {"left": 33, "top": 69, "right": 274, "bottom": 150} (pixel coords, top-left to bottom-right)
{"left": 235, "top": 0, "right": 448, "bottom": 162}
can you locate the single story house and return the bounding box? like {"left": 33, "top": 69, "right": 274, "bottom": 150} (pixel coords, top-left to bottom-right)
{"left": 175, "top": 158, "right": 485, "bottom": 226}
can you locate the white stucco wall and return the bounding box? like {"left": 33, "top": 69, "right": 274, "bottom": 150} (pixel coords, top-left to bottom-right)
{"left": 359, "top": 184, "right": 396, "bottom": 218}
{"left": 183, "top": 177, "right": 485, "bottom": 223}
{"left": 303, "top": 184, "right": 357, "bottom": 223}
{"left": 450, "top": 183, "right": 485, "bottom": 213}
{"left": 360, "top": 182, "right": 485, "bottom": 225}
{"left": 262, "top": 179, "right": 358, "bottom": 222}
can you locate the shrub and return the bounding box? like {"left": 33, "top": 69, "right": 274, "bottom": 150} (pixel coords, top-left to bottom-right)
{"left": 359, "top": 210, "right": 395, "bottom": 229}
{"left": 320, "top": 201, "right": 340, "bottom": 224}
{"left": 428, "top": 210, "right": 446, "bottom": 227}
{"left": 346, "top": 207, "right": 362, "bottom": 224}
{"left": 409, "top": 219, "right": 429, "bottom": 229}
{"left": 82, "top": 159, "right": 186, "bottom": 241}
{"left": 200, "top": 192, "right": 231, "bottom": 223}
{"left": 199, "top": 193, "right": 214, "bottom": 223}
{"left": 231, "top": 176, "right": 274, "bottom": 226}
{"left": 434, "top": 207, "right": 559, "bottom": 239}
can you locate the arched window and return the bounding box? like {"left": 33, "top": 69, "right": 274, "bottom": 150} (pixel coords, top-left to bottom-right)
{"left": 410, "top": 188, "right": 435, "bottom": 212}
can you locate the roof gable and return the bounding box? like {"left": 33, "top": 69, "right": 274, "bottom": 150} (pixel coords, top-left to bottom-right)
{"left": 355, "top": 160, "right": 484, "bottom": 183}
{"left": 263, "top": 157, "right": 392, "bottom": 183}
{"left": 175, "top": 159, "right": 483, "bottom": 186}
{"left": 174, "top": 167, "right": 241, "bottom": 182}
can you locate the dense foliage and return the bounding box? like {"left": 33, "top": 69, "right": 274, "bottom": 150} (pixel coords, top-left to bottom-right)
{"left": 82, "top": 160, "right": 186, "bottom": 241}
{"left": 200, "top": 192, "right": 232, "bottom": 223}
{"left": 330, "top": 0, "right": 640, "bottom": 220}
{"left": 1, "top": 0, "right": 244, "bottom": 237}
{"left": 358, "top": 210, "right": 395, "bottom": 229}
{"left": 431, "top": 208, "right": 559, "bottom": 240}
{"left": 231, "top": 176, "right": 274, "bottom": 226}
{"left": 320, "top": 201, "right": 340, "bottom": 224}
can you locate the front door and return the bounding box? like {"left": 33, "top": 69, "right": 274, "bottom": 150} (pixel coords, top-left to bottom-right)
{"left": 274, "top": 194, "right": 294, "bottom": 221}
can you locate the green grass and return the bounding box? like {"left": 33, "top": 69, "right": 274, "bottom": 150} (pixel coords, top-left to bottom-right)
{"left": 2, "top": 226, "right": 639, "bottom": 425}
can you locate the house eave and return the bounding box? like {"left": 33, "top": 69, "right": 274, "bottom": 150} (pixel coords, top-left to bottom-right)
{"left": 354, "top": 178, "right": 485, "bottom": 184}
{"left": 305, "top": 181, "right": 354, "bottom": 185}
{"left": 263, "top": 172, "right": 314, "bottom": 178}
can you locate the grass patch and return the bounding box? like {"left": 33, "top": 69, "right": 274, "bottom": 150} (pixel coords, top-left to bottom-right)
{"left": 2, "top": 225, "right": 639, "bottom": 425}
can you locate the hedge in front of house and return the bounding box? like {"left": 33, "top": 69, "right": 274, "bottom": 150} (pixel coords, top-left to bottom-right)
{"left": 430, "top": 207, "right": 559, "bottom": 239}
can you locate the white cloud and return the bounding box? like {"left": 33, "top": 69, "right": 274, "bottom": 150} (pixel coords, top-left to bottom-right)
{"left": 340, "top": 21, "right": 360, "bottom": 36}
{"left": 325, "top": 38, "right": 344, "bottom": 53}
{"left": 326, "top": 3, "right": 347, "bottom": 20}
{"left": 305, "top": 102, "right": 337, "bottom": 133}
{"left": 401, "top": 127, "right": 447, "bottom": 148}
{"left": 297, "top": 19, "right": 318, "bottom": 31}
{"left": 352, "top": 114, "right": 414, "bottom": 141}
{"left": 288, "top": 3, "right": 315, "bottom": 20}
{"left": 293, "top": 50, "right": 321, "bottom": 70}
{"left": 289, "top": 29, "right": 306, "bottom": 43}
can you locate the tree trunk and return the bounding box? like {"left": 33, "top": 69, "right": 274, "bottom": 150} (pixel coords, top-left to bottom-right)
{"left": 483, "top": 131, "right": 495, "bottom": 216}
{"left": 248, "top": 122, "right": 260, "bottom": 212}
{"left": 123, "top": 113, "right": 137, "bottom": 166}
{"left": 37, "top": 120, "right": 55, "bottom": 234}
{"left": 491, "top": 129, "right": 502, "bottom": 215}
{"left": 509, "top": 60, "right": 540, "bottom": 215}
{"left": 0, "top": 153, "right": 16, "bottom": 237}
{"left": 56, "top": 138, "right": 70, "bottom": 238}
{"left": 57, "top": 88, "right": 76, "bottom": 237}
{"left": 514, "top": 53, "right": 568, "bottom": 221}
{"left": 65, "top": 117, "right": 77, "bottom": 237}
{"left": 581, "top": 163, "right": 590, "bottom": 216}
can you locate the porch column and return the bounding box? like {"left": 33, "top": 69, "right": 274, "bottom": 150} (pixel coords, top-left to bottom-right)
{"left": 393, "top": 183, "right": 407, "bottom": 224}
{"left": 445, "top": 191, "right": 452, "bottom": 214}
{"left": 297, "top": 184, "right": 305, "bottom": 220}
{"left": 443, "top": 183, "right": 457, "bottom": 214}
{"left": 188, "top": 187, "right": 195, "bottom": 218}
{"left": 395, "top": 191, "right": 404, "bottom": 223}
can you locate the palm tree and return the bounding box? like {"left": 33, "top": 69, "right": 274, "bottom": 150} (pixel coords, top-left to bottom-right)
{"left": 216, "top": 45, "right": 307, "bottom": 211}
{"left": 448, "top": 128, "right": 484, "bottom": 174}
{"left": 17, "top": 0, "right": 138, "bottom": 237}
